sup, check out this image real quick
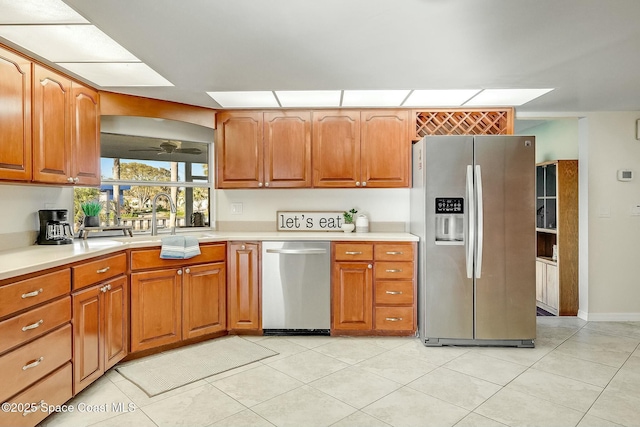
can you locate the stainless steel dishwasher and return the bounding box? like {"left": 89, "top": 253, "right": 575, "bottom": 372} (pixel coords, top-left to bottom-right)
{"left": 262, "top": 241, "right": 331, "bottom": 335}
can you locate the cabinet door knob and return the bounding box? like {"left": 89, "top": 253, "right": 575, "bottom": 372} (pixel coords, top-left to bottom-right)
{"left": 73, "top": 177, "right": 79, "bottom": 183}
{"left": 177, "top": 269, "right": 183, "bottom": 275}
{"left": 265, "top": 182, "right": 269, "bottom": 187}
{"left": 368, "top": 264, "right": 372, "bottom": 269}
{"left": 362, "top": 181, "right": 367, "bottom": 187}
{"left": 241, "top": 245, "right": 246, "bottom": 250}
{"left": 67, "top": 177, "right": 74, "bottom": 183}
{"left": 356, "top": 181, "right": 361, "bottom": 187}
{"left": 258, "top": 182, "right": 263, "bottom": 187}
{"left": 185, "top": 268, "right": 191, "bottom": 274}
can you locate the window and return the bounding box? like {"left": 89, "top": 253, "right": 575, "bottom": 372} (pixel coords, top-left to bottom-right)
{"left": 74, "top": 117, "right": 214, "bottom": 234}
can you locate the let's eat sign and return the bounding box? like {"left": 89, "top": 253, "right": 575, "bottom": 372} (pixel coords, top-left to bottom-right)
{"left": 277, "top": 211, "right": 345, "bottom": 231}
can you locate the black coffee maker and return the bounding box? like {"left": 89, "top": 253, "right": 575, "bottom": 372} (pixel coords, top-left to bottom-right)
{"left": 37, "top": 210, "right": 74, "bottom": 245}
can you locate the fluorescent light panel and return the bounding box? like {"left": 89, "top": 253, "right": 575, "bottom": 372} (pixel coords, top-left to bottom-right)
{"left": 0, "top": 0, "right": 89, "bottom": 24}
{"left": 58, "top": 63, "right": 173, "bottom": 87}
{"left": 0, "top": 25, "right": 139, "bottom": 62}
{"left": 207, "top": 91, "right": 279, "bottom": 108}
{"left": 275, "top": 90, "right": 341, "bottom": 107}
{"left": 464, "top": 88, "right": 554, "bottom": 106}
{"left": 403, "top": 89, "right": 481, "bottom": 107}
{"left": 342, "top": 90, "right": 410, "bottom": 107}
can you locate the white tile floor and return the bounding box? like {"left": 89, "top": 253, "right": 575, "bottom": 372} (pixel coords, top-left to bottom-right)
{"left": 40, "top": 317, "right": 640, "bottom": 427}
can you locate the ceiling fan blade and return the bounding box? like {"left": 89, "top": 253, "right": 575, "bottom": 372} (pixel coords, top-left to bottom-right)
{"left": 175, "top": 148, "right": 203, "bottom": 154}
{"left": 129, "top": 147, "right": 162, "bottom": 152}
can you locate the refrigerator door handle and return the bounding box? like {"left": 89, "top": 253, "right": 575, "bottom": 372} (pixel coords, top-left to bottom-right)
{"left": 466, "top": 165, "right": 474, "bottom": 279}
{"left": 475, "top": 164, "right": 484, "bottom": 278}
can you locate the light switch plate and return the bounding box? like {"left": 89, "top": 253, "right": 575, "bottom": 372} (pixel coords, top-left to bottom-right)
{"left": 598, "top": 206, "right": 611, "bottom": 218}
{"left": 631, "top": 205, "right": 640, "bottom": 216}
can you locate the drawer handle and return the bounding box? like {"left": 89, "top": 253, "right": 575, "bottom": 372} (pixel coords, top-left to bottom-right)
{"left": 22, "top": 319, "right": 44, "bottom": 332}
{"left": 22, "top": 357, "right": 44, "bottom": 371}
{"left": 385, "top": 317, "right": 403, "bottom": 322}
{"left": 386, "top": 269, "right": 403, "bottom": 273}
{"left": 96, "top": 266, "right": 111, "bottom": 274}
{"left": 385, "top": 291, "right": 403, "bottom": 295}
{"left": 21, "top": 289, "right": 43, "bottom": 299}
{"left": 345, "top": 251, "right": 363, "bottom": 255}
{"left": 386, "top": 251, "right": 404, "bottom": 255}
{"left": 23, "top": 400, "right": 45, "bottom": 417}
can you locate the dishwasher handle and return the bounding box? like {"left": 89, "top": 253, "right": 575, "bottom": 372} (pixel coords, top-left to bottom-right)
{"left": 265, "top": 248, "right": 327, "bottom": 255}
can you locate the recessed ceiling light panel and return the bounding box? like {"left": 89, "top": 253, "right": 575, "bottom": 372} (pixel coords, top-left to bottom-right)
{"left": 275, "top": 90, "right": 341, "bottom": 107}
{"left": 403, "top": 89, "right": 481, "bottom": 107}
{"left": 0, "top": 25, "right": 139, "bottom": 62}
{"left": 342, "top": 90, "right": 410, "bottom": 107}
{"left": 58, "top": 62, "right": 173, "bottom": 87}
{"left": 0, "top": 0, "right": 89, "bottom": 24}
{"left": 206, "top": 91, "right": 280, "bottom": 108}
{"left": 464, "top": 88, "right": 554, "bottom": 106}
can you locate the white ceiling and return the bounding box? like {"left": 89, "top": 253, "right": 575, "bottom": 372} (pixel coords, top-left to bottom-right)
{"left": 3, "top": 0, "right": 640, "bottom": 114}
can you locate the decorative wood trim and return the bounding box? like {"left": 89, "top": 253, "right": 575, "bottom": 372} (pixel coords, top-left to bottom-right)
{"left": 99, "top": 91, "right": 216, "bottom": 129}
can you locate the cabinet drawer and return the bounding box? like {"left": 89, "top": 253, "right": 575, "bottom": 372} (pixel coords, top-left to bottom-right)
{"left": 375, "top": 307, "right": 414, "bottom": 331}
{"left": 0, "top": 363, "right": 72, "bottom": 427}
{"left": 375, "top": 281, "right": 414, "bottom": 305}
{"left": 374, "top": 262, "right": 414, "bottom": 280}
{"left": 72, "top": 253, "right": 127, "bottom": 290}
{"left": 131, "top": 243, "right": 226, "bottom": 270}
{"left": 0, "top": 324, "right": 71, "bottom": 402}
{"left": 333, "top": 243, "right": 373, "bottom": 261}
{"left": 0, "top": 297, "right": 71, "bottom": 354}
{"left": 0, "top": 270, "right": 70, "bottom": 319}
{"left": 374, "top": 244, "right": 414, "bottom": 261}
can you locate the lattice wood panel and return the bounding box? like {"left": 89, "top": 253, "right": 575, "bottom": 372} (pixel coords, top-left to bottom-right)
{"left": 414, "top": 108, "right": 514, "bottom": 140}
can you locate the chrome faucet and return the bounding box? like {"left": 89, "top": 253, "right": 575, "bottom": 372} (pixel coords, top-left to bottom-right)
{"left": 151, "top": 192, "right": 177, "bottom": 236}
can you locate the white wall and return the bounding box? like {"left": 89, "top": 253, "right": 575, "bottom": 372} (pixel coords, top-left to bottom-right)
{"left": 0, "top": 184, "right": 73, "bottom": 248}
{"left": 521, "top": 118, "right": 579, "bottom": 163}
{"left": 583, "top": 112, "right": 640, "bottom": 319}
{"left": 216, "top": 188, "right": 410, "bottom": 229}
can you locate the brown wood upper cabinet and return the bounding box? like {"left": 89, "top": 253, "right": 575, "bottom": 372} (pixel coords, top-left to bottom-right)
{"left": 313, "top": 110, "right": 410, "bottom": 188}
{"left": 32, "top": 64, "right": 100, "bottom": 186}
{"left": 216, "top": 111, "right": 311, "bottom": 189}
{"left": 0, "top": 46, "right": 32, "bottom": 182}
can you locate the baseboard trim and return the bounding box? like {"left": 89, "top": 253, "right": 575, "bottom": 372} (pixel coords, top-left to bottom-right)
{"left": 579, "top": 311, "right": 640, "bottom": 321}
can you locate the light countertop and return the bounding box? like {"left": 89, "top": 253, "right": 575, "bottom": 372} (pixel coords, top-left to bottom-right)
{"left": 0, "top": 231, "right": 418, "bottom": 281}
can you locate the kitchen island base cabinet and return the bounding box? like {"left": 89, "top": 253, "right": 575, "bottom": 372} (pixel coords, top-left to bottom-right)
{"left": 227, "top": 242, "right": 261, "bottom": 332}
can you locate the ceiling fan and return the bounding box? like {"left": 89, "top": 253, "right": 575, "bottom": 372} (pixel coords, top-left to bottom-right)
{"left": 129, "top": 140, "right": 202, "bottom": 155}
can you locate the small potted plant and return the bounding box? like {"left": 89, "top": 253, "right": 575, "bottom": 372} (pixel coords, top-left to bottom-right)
{"left": 81, "top": 201, "right": 102, "bottom": 228}
{"left": 341, "top": 208, "right": 358, "bottom": 232}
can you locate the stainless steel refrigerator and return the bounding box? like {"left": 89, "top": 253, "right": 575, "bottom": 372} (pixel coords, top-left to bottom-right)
{"left": 410, "top": 136, "right": 536, "bottom": 347}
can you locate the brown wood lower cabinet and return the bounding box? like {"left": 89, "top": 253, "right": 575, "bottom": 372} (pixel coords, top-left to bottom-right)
{"left": 72, "top": 275, "right": 128, "bottom": 394}
{"left": 129, "top": 243, "right": 227, "bottom": 352}
{"left": 130, "top": 268, "right": 182, "bottom": 352}
{"left": 332, "top": 261, "right": 373, "bottom": 331}
{"left": 331, "top": 241, "right": 416, "bottom": 335}
{"left": 182, "top": 262, "right": 226, "bottom": 339}
{"left": 227, "top": 242, "right": 261, "bottom": 331}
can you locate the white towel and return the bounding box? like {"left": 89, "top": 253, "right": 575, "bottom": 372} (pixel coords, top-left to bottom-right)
{"left": 160, "top": 236, "right": 201, "bottom": 259}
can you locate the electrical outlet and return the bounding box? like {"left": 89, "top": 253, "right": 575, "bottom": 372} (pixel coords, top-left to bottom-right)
{"left": 231, "top": 202, "right": 243, "bottom": 215}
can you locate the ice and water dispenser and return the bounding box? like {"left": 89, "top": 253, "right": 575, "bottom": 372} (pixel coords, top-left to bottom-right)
{"left": 435, "top": 197, "right": 464, "bottom": 244}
